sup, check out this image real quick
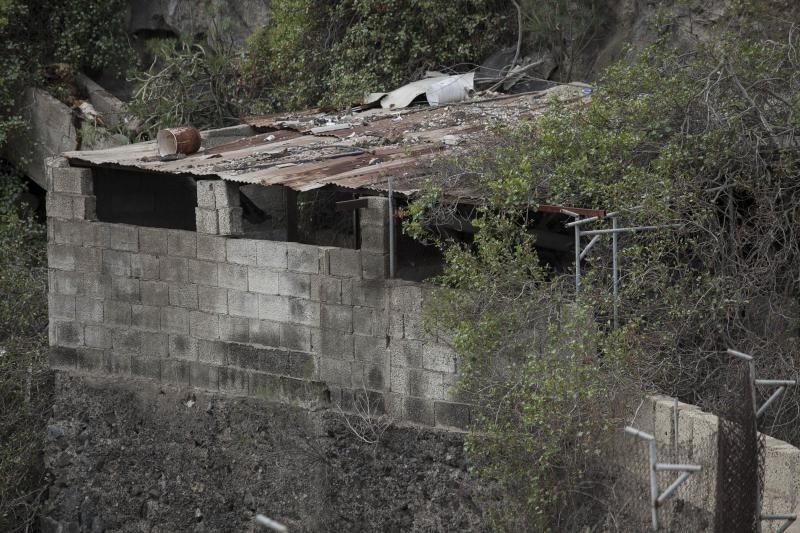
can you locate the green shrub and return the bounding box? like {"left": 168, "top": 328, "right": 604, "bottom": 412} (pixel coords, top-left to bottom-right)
{"left": 407, "top": 31, "right": 800, "bottom": 529}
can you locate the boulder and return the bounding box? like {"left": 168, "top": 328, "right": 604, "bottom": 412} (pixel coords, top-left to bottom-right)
{"left": 127, "top": 0, "right": 271, "bottom": 46}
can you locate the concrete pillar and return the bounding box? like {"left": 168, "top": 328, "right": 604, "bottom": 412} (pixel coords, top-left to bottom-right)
{"left": 45, "top": 157, "right": 96, "bottom": 221}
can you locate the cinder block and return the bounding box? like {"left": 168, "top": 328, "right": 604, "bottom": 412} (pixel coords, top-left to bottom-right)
{"left": 226, "top": 238, "right": 257, "bottom": 265}
{"left": 281, "top": 323, "right": 312, "bottom": 352}
{"left": 258, "top": 294, "right": 290, "bottom": 322}
{"left": 103, "top": 352, "right": 131, "bottom": 375}
{"left": 197, "top": 234, "right": 226, "bottom": 262}
{"left": 51, "top": 219, "right": 94, "bottom": 246}
{"left": 390, "top": 284, "right": 423, "bottom": 313}
{"left": 288, "top": 298, "right": 319, "bottom": 326}
{"left": 227, "top": 343, "right": 288, "bottom": 374}
{"left": 219, "top": 315, "right": 249, "bottom": 343}
{"left": 422, "top": 343, "right": 456, "bottom": 373}
{"left": 218, "top": 366, "right": 248, "bottom": 394}
{"left": 190, "top": 361, "right": 219, "bottom": 390}
{"left": 352, "top": 281, "right": 385, "bottom": 308}
{"left": 132, "top": 305, "right": 161, "bottom": 331}
{"left": 314, "top": 329, "right": 354, "bottom": 360}
{"left": 392, "top": 368, "right": 445, "bottom": 400}
{"left": 76, "top": 297, "right": 103, "bottom": 323}
{"left": 84, "top": 324, "right": 111, "bottom": 349}
{"left": 218, "top": 263, "right": 248, "bottom": 290}
{"left": 189, "top": 311, "right": 220, "bottom": 340}
{"left": 188, "top": 259, "right": 218, "bottom": 286}
{"left": 141, "top": 280, "right": 169, "bottom": 306}
{"left": 248, "top": 266, "right": 282, "bottom": 295}
{"left": 140, "top": 331, "right": 169, "bottom": 357}
{"left": 49, "top": 346, "right": 77, "bottom": 368}
{"left": 74, "top": 246, "right": 102, "bottom": 273}
{"left": 108, "top": 224, "right": 138, "bottom": 252}
{"left": 282, "top": 272, "right": 311, "bottom": 299}
{"left": 764, "top": 440, "right": 800, "bottom": 504}
{"left": 159, "top": 257, "right": 188, "bottom": 282}
{"left": 250, "top": 372, "right": 281, "bottom": 401}
{"left": 131, "top": 253, "right": 160, "bottom": 280}
{"left": 404, "top": 396, "right": 435, "bottom": 426}
{"left": 213, "top": 181, "right": 240, "bottom": 207}
{"left": 47, "top": 243, "right": 77, "bottom": 271}
{"left": 359, "top": 196, "right": 390, "bottom": 225}
{"left": 139, "top": 227, "right": 169, "bottom": 256}
{"left": 218, "top": 207, "right": 243, "bottom": 235}
{"left": 321, "top": 304, "right": 353, "bottom": 333}
{"left": 654, "top": 398, "right": 676, "bottom": 445}
{"left": 48, "top": 293, "right": 76, "bottom": 320}
{"left": 46, "top": 192, "right": 74, "bottom": 219}
{"left": 168, "top": 283, "right": 198, "bottom": 309}
{"left": 249, "top": 319, "right": 281, "bottom": 347}
{"left": 110, "top": 276, "right": 140, "bottom": 303}
{"left": 161, "top": 306, "right": 189, "bottom": 334}
{"left": 93, "top": 223, "right": 111, "bottom": 248}
{"left": 76, "top": 348, "right": 104, "bottom": 372}
{"left": 229, "top": 289, "right": 259, "bottom": 318}
{"left": 353, "top": 362, "right": 384, "bottom": 390}
{"left": 104, "top": 301, "right": 131, "bottom": 327}
{"left": 198, "top": 285, "right": 227, "bottom": 314}
{"left": 361, "top": 252, "right": 388, "bottom": 280}
{"left": 287, "top": 243, "right": 322, "bottom": 274}
{"left": 340, "top": 279, "right": 353, "bottom": 305}
{"left": 318, "top": 277, "right": 342, "bottom": 303}
{"left": 72, "top": 195, "right": 96, "bottom": 220}
{"left": 196, "top": 180, "right": 217, "bottom": 208}
{"left": 161, "top": 358, "right": 191, "bottom": 385}
{"left": 168, "top": 334, "right": 197, "bottom": 360}
{"left": 360, "top": 225, "right": 388, "bottom": 253}
{"left": 319, "top": 358, "right": 352, "bottom": 387}
{"left": 111, "top": 329, "right": 142, "bottom": 355}
{"left": 328, "top": 248, "right": 361, "bottom": 278}
{"left": 53, "top": 270, "right": 105, "bottom": 298}
{"left": 389, "top": 339, "right": 423, "bottom": 368}
{"left": 102, "top": 249, "right": 131, "bottom": 277}
{"left": 131, "top": 357, "right": 161, "bottom": 381}
{"left": 288, "top": 352, "right": 316, "bottom": 379}
{"left": 435, "top": 401, "right": 470, "bottom": 430}
{"left": 353, "top": 305, "right": 386, "bottom": 337}
{"left": 256, "top": 240, "right": 288, "bottom": 270}
{"left": 51, "top": 167, "right": 92, "bottom": 195}
{"left": 198, "top": 339, "right": 227, "bottom": 365}
{"left": 388, "top": 312, "right": 404, "bottom": 338}
{"left": 167, "top": 230, "right": 196, "bottom": 258}
{"left": 354, "top": 335, "right": 386, "bottom": 363}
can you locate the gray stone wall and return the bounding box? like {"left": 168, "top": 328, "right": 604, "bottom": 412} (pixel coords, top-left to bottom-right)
{"left": 46, "top": 160, "right": 470, "bottom": 429}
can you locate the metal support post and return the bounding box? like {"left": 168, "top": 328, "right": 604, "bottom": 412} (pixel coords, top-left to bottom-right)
{"left": 612, "top": 216, "right": 619, "bottom": 328}
{"left": 256, "top": 514, "right": 288, "bottom": 532}
{"left": 624, "top": 426, "right": 702, "bottom": 531}
{"left": 761, "top": 514, "right": 798, "bottom": 533}
{"left": 574, "top": 223, "right": 581, "bottom": 294}
{"left": 388, "top": 177, "right": 395, "bottom": 278}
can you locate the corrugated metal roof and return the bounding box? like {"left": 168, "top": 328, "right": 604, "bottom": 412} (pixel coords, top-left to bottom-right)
{"left": 63, "top": 88, "right": 589, "bottom": 200}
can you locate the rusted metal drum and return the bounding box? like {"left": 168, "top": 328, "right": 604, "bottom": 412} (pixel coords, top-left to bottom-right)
{"left": 156, "top": 127, "right": 201, "bottom": 156}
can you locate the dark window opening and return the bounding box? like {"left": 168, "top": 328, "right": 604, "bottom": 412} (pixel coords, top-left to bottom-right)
{"left": 93, "top": 168, "right": 196, "bottom": 230}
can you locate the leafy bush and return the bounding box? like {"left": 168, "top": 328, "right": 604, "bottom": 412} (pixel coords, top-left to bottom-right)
{"left": 407, "top": 30, "right": 800, "bottom": 529}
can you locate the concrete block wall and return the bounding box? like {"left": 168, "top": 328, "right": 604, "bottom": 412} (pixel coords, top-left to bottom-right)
{"left": 627, "top": 394, "right": 800, "bottom": 532}
{"left": 46, "top": 161, "right": 469, "bottom": 429}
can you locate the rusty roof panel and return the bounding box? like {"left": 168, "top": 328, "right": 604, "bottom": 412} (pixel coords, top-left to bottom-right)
{"left": 64, "top": 90, "right": 589, "bottom": 200}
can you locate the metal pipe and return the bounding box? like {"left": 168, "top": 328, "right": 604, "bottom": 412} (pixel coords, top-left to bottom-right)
{"left": 756, "top": 386, "right": 786, "bottom": 418}
{"left": 579, "top": 235, "right": 601, "bottom": 260}
{"left": 561, "top": 209, "right": 579, "bottom": 217}
{"left": 727, "top": 348, "right": 753, "bottom": 361}
{"left": 563, "top": 206, "right": 643, "bottom": 227}
{"left": 673, "top": 397, "right": 679, "bottom": 452}
{"left": 762, "top": 514, "right": 798, "bottom": 533}
{"left": 580, "top": 224, "right": 680, "bottom": 236}
{"left": 255, "top": 515, "right": 288, "bottom": 532}
{"left": 755, "top": 379, "right": 797, "bottom": 386}
{"left": 655, "top": 463, "right": 702, "bottom": 472}
{"left": 657, "top": 472, "right": 691, "bottom": 505}
{"left": 624, "top": 426, "right": 655, "bottom": 441}
{"left": 574, "top": 224, "right": 581, "bottom": 294}
{"left": 649, "top": 439, "right": 659, "bottom": 530}
{"left": 388, "top": 177, "right": 395, "bottom": 279}
{"left": 612, "top": 216, "right": 619, "bottom": 328}
{"left": 749, "top": 358, "right": 763, "bottom": 533}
